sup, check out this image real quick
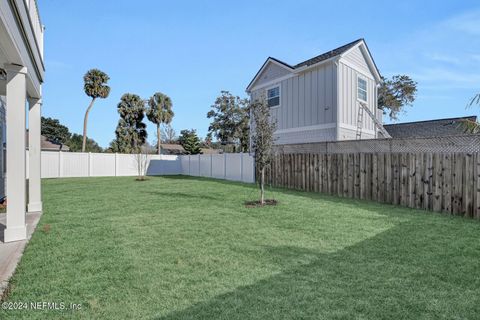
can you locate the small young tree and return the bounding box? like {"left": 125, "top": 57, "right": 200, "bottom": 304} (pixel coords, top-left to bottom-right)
{"left": 134, "top": 146, "right": 150, "bottom": 181}
{"left": 179, "top": 129, "right": 202, "bottom": 155}
{"left": 250, "top": 97, "right": 276, "bottom": 205}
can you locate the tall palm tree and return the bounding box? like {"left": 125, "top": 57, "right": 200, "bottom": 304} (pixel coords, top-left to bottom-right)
{"left": 146, "top": 92, "right": 174, "bottom": 154}
{"left": 82, "top": 69, "right": 110, "bottom": 152}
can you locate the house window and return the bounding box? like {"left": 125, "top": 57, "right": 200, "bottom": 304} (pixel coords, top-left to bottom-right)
{"left": 357, "top": 77, "right": 367, "bottom": 102}
{"left": 267, "top": 86, "right": 280, "bottom": 107}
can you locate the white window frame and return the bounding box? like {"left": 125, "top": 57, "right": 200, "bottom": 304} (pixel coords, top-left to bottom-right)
{"left": 266, "top": 85, "right": 281, "bottom": 108}
{"left": 357, "top": 75, "right": 368, "bottom": 103}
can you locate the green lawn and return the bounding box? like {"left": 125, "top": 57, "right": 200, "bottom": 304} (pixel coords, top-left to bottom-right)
{"left": 1, "top": 176, "right": 480, "bottom": 319}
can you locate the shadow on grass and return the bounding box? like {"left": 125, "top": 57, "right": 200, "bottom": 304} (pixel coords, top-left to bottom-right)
{"left": 156, "top": 218, "right": 480, "bottom": 320}
{"left": 148, "top": 176, "right": 480, "bottom": 319}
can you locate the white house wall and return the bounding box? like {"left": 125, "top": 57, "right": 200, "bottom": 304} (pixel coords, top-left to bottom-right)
{"left": 341, "top": 46, "right": 370, "bottom": 75}
{"left": 251, "top": 62, "right": 338, "bottom": 144}
{"left": 254, "top": 62, "right": 292, "bottom": 88}
{"left": 337, "top": 60, "right": 378, "bottom": 140}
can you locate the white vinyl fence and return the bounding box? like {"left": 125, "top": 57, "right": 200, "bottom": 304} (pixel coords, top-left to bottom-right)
{"left": 27, "top": 151, "right": 255, "bottom": 183}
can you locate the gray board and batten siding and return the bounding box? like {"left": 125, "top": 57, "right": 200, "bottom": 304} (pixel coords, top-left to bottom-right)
{"left": 247, "top": 39, "right": 383, "bottom": 145}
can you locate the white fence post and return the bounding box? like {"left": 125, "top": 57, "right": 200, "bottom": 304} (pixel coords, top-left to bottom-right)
{"left": 114, "top": 153, "right": 118, "bottom": 176}
{"left": 58, "top": 151, "right": 63, "bottom": 178}
{"left": 210, "top": 154, "right": 213, "bottom": 178}
{"left": 240, "top": 153, "right": 244, "bottom": 182}
{"left": 223, "top": 153, "right": 227, "bottom": 179}
{"left": 88, "top": 152, "right": 92, "bottom": 177}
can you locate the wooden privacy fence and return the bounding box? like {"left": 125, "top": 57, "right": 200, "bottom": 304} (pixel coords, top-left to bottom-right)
{"left": 264, "top": 153, "right": 480, "bottom": 218}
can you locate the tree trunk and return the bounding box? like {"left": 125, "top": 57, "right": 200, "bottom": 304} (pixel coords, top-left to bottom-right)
{"left": 157, "top": 123, "right": 161, "bottom": 155}
{"left": 82, "top": 98, "right": 96, "bottom": 152}
{"left": 260, "top": 167, "right": 265, "bottom": 205}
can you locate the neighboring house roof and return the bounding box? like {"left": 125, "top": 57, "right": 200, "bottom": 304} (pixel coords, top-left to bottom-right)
{"left": 25, "top": 132, "right": 70, "bottom": 151}
{"left": 200, "top": 148, "right": 222, "bottom": 155}
{"left": 161, "top": 144, "right": 185, "bottom": 155}
{"left": 384, "top": 116, "right": 478, "bottom": 138}
{"left": 246, "top": 38, "right": 381, "bottom": 92}
{"left": 160, "top": 144, "right": 222, "bottom": 155}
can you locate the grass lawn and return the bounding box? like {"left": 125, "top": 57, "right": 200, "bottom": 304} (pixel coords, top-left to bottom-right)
{"left": 1, "top": 176, "right": 480, "bottom": 319}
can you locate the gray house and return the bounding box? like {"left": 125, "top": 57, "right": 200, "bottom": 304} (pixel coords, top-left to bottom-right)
{"left": 246, "top": 39, "right": 383, "bottom": 144}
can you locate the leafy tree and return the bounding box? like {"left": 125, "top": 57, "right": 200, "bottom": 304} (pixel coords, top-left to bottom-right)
{"left": 146, "top": 92, "right": 174, "bottom": 154}
{"left": 82, "top": 69, "right": 111, "bottom": 152}
{"left": 161, "top": 124, "right": 177, "bottom": 144}
{"left": 250, "top": 97, "right": 276, "bottom": 205}
{"left": 41, "top": 117, "right": 71, "bottom": 144}
{"left": 114, "top": 93, "right": 148, "bottom": 153}
{"left": 68, "top": 133, "right": 103, "bottom": 152}
{"left": 378, "top": 75, "right": 417, "bottom": 121}
{"left": 179, "top": 129, "right": 202, "bottom": 155}
{"left": 207, "top": 91, "right": 249, "bottom": 152}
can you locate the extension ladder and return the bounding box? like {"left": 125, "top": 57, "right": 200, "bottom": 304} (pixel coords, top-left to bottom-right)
{"left": 355, "top": 101, "right": 392, "bottom": 139}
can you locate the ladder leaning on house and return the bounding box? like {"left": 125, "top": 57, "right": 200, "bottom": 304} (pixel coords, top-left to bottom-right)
{"left": 355, "top": 101, "right": 392, "bottom": 139}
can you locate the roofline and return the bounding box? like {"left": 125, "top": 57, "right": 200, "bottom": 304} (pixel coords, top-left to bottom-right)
{"left": 246, "top": 38, "right": 383, "bottom": 92}
{"left": 383, "top": 115, "right": 478, "bottom": 127}
{"left": 246, "top": 57, "right": 294, "bottom": 92}
{"left": 339, "top": 39, "right": 382, "bottom": 83}
{"left": 293, "top": 38, "right": 363, "bottom": 68}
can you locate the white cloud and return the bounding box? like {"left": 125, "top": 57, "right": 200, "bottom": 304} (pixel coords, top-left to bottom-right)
{"left": 444, "top": 10, "right": 480, "bottom": 36}
{"left": 425, "top": 53, "right": 461, "bottom": 65}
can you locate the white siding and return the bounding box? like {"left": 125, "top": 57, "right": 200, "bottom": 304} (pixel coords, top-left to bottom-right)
{"left": 342, "top": 46, "right": 370, "bottom": 74}
{"left": 254, "top": 62, "right": 291, "bottom": 87}
{"left": 337, "top": 60, "right": 377, "bottom": 140}
{"left": 250, "top": 61, "right": 338, "bottom": 144}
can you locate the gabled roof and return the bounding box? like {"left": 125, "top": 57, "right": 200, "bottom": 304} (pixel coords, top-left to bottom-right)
{"left": 384, "top": 116, "right": 478, "bottom": 138}
{"left": 247, "top": 38, "right": 381, "bottom": 92}
{"left": 246, "top": 57, "right": 295, "bottom": 92}
{"left": 294, "top": 38, "right": 363, "bottom": 68}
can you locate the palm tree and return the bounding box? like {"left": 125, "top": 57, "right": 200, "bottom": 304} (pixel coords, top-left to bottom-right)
{"left": 470, "top": 93, "right": 480, "bottom": 107}
{"left": 146, "top": 92, "right": 174, "bottom": 154}
{"left": 460, "top": 93, "right": 480, "bottom": 134}
{"left": 82, "top": 69, "right": 110, "bottom": 152}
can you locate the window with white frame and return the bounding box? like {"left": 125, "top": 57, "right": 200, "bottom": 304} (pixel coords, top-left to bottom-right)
{"left": 357, "top": 77, "right": 367, "bottom": 102}
{"left": 267, "top": 86, "right": 280, "bottom": 107}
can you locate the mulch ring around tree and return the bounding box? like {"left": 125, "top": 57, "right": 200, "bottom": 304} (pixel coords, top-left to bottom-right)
{"left": 244, "top": 199, "right": 278, "bottom": 208}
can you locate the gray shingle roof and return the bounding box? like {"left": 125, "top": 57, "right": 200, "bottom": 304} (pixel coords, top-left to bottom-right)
{"left": 384, "top": 116, "right": 478, "bottom": 138}
{"left": 294, "top": 38, "right": 363, "bottom": 68}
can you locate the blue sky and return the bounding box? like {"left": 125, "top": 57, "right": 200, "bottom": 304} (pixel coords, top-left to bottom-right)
{"left": 39, "top": 0, "right": 480, "bottom": 148}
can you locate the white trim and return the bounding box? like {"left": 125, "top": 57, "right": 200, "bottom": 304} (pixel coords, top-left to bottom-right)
{"left": 356, "top": 74, "right": 368, "bottom": 103}
{"left": 339, "top": 41, "right": 382, "bottom": 83}
{"left": 339, "top": 123, "right": 376, "bottom": 135}
{"left": 265, "top": 84, "right": 281, "bottom": 108}
{"left": 339, "top": 60, "right": 375, "bottom": 81}
{"left": 335, "top": 61, "right": 340, "bottom": 139}
{"left": 246, "top": 58, "right": 294, "bottom": 92}
{"left": 249, "top": 73, "right": 295, "bottom": 92}
{"left": 275, "top": 123, "right": 336, "bottom": 134}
